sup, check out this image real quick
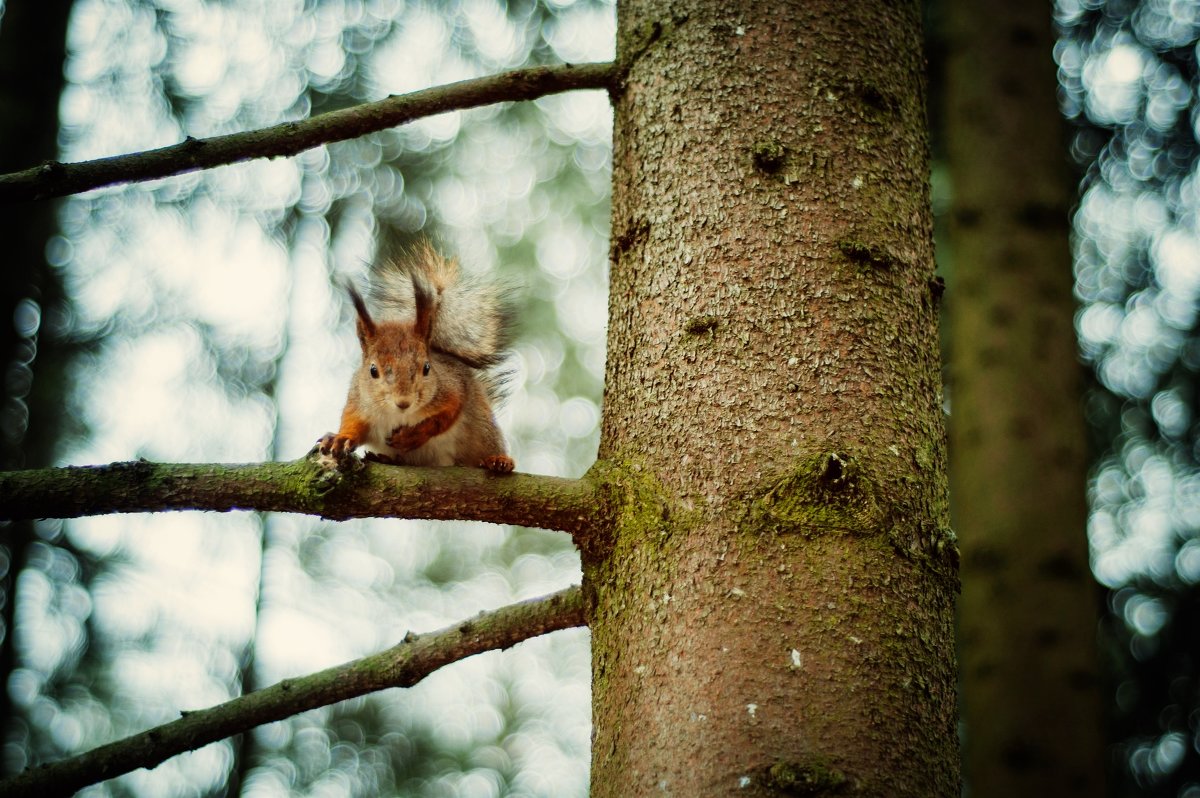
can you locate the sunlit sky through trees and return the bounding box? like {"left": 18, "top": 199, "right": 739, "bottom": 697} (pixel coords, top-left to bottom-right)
{"left": 6, "top": 0, "right": 1200, "bottom": 795}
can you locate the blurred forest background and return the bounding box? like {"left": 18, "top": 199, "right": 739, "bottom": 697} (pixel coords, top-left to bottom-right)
{"left": 1, "top": 1, "right": 609, "bottom": 795}
{"left": 1, "top": 0, "right": 1200, "bottom": 796}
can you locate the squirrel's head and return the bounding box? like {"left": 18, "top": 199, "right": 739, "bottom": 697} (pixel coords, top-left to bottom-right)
{"left": 348, "top": 276, "right": 438, "bottom": 418}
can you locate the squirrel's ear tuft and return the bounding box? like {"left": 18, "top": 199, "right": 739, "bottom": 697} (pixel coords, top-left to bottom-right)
{"left": 412, "top": 273, "right": 436, "bottom": 342}
{"left": 348, "top": 284, "right": 376, "bottom": 345}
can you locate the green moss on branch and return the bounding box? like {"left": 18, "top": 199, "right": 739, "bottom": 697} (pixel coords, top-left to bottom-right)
{"left": 0, "top": 456, "right": 602, "bottom": 539}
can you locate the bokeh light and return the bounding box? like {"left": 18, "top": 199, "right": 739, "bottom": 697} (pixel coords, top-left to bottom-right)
{"left": 5, "top": 1, "right": 613, "bottom": 795}
{"left": 1060, "top": 0, "right": 1200, "bottom": 792}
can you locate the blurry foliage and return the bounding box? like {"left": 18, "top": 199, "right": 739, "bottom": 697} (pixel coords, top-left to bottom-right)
{"left": 30, "top": 0, "right": 1200, "bottom": 796}
{"left": 5, "top": 0, "right": 610, "bottom": 795}
{"left": 1058, "top": 0, "right": 1200, "bottom": 794}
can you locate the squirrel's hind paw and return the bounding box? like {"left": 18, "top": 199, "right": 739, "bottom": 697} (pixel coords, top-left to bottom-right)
{"left": 480, "top": 454, "right": 515, "bottom": 473}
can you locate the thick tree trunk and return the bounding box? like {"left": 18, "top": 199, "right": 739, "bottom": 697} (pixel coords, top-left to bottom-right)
{"left": 588, "top": 1, "right": 959, "bottom": 795}
{"left": 942, "top": 1, "right": 1105, "bottom": 795}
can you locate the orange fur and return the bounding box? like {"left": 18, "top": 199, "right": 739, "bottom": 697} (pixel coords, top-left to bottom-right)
{"left": 316, "top": 242, "right": 514, "bottom": 471}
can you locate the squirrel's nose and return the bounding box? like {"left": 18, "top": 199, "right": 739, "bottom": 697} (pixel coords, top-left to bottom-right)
{"left": 397, "top": 400, "right": 411, "bottom": 410}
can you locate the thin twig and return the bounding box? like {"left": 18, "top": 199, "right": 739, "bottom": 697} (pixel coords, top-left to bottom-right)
{"left": 0, "top": 586, "right": 586, "bottom": 797}
{"left": 0, "top": 61, "right": 616, "bottom": 202}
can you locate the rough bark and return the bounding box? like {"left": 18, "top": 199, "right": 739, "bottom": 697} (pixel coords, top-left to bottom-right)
{"left": 942, "top": 2, "right": 1105, "bottom": 795}
{"left": 588, "top": 1, "right": 959, "bottom": 795}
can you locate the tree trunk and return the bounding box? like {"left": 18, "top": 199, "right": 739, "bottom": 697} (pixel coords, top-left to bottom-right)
{"left": 0, "top": 1, "right": 73, "bottom": 764}
{"left": 0, "top": 0, "right": 71, "bottom": 466}
{"left": 588, "top": 1, "right": 959, "bottom": 795}
{"left": 941, "top": 1, "right": 1105, "bottom": 794}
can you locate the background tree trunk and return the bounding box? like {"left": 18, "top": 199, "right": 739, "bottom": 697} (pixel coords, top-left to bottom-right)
{"left": 941, "top": 0, "right": 1105, "bottom": 794}
{"left": 588, "top": 0, "right": 959, "bottom": 794}
{"left": 0, "top": 0, "right": 71, "bottom": 465}
{"left": 0, "top": 2, "right": 73, "bottom": 765}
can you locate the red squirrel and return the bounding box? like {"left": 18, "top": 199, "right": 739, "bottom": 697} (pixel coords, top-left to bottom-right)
{"left": 317, "top": 242, "right": 516, "bottom": 472}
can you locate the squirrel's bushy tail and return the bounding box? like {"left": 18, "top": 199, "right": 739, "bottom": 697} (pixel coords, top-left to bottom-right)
{"left": 367, "top": 239, "right": 517, "bottom": 369}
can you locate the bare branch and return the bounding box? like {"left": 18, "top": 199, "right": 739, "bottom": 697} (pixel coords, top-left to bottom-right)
{"left": 0, "top": 61, "right": 616, "bottom": 202}
{"left": 0, "top": 586, "right": 586, "bottom": 797}
{"left": 0, "top": 456, "right": 602, "bottom": 537}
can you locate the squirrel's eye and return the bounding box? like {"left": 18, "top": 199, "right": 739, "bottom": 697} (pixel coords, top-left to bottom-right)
{"left": 423, "top": 362, "right": 431, "bottom": 376}
{"left": 369, "top": 364, "right": 380, "bottom": 379}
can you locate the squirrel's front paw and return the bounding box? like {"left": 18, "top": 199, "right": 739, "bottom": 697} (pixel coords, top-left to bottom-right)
{"left": 318, "top": 432, "right": 358, "bottom": 457}
{"left": 480, "top": 454, "right": 515, "bottom": 473}
{"left": 387, "top": 425, "right": 423, "bottom": 452}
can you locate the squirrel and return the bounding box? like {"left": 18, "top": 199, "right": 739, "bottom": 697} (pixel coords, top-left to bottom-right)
{"left": 317, "top": 241, "right": 516, "bottom": 473}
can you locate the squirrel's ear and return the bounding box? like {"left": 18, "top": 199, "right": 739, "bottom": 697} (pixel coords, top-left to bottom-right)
{"left": 348, "top": 285, "right": 376, "bottom": 345}
{"left": 412, "top": 274, "right": 436, "bottom": 342}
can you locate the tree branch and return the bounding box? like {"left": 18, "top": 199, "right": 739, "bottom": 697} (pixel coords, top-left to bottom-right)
{"left": 0, "top": 61, "right": 616, "bottom": 203}
{"left": 0, "top": 586, "right": 586, "bottom": 797}
{"left": 0, "top": 456, "right": 603, "bottom": 537}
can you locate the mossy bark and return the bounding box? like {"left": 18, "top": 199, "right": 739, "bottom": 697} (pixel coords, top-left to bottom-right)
{"left": 588, "top": 1, "right": 960, "bottom": 794}
{"left": 0, "top": 458, "right": 601, "bottom": 535}
{"left": 941, "top": 1, "right": 1105, "bottom": 795}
